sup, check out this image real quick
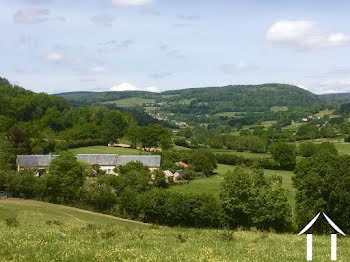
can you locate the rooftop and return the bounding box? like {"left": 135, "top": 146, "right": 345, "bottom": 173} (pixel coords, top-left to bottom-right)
{"left": 17, "top": 154, "right": 161, "bottom": 168}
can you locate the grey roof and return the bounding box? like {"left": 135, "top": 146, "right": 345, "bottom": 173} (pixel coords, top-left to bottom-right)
{"left": 77, "top": 154, "right": 118, "bottom": 166}
{"left": 17, "top": 155, "right": 58, "bottom": 168}
{"left": 17, "top": 154, "right": 161, "bottom": 168}
{"left": 116, "top": 155, "right": 161, "bottom": 168}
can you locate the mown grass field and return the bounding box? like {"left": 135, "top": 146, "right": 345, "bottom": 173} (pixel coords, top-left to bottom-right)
{"left": 169, "top": 164, "right": 295, "bottom": 207}
{"left": 1, "top": 199, "right": 349, "bottom": 261}
{"left": 69, "top": 146, "right": 149, "bottom": 155}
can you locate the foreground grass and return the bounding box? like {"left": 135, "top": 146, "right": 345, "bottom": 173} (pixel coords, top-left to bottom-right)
{"left": 0, "top": 199, "right": 349, "bottom": 261}
{"left": 69, "top": 146, "right": 148, "bottom": 155}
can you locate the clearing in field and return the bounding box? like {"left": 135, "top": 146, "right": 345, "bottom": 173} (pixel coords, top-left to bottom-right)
{"left": 270, "top": 106, "right": 288, "bottom": 112}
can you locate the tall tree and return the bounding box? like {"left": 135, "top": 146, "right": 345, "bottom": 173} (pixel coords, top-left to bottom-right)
{"left": 7, "top": 126, "right": 32, "bottom": 155}
{"left": 0, "top": 135, "right": 16, "bottom": 170}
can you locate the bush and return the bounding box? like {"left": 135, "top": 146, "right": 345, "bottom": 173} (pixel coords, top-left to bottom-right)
{"left": 220, "top": 166, "right": 292, "bottom": 231}
{"left": 137, "top": 189, "right": 223, "bottom": 227}
{"left": 189, "top": 149, "right": 217, "bottom": 176}
{"left": 269, "top": 142, "right": 296, "bottom": 170}
{"left": 174, "top": 138, "right": 190, "bottom": 148}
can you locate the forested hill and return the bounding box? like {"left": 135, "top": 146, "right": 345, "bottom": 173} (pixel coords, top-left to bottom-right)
{"left": 320, "top": 93, "right": 350, "bottom": 104}
{"left": 57, "top": 83, "right": 326, "bottom": 113}
{"left": 0, "top": 76, "right": 173, "bottom": 157}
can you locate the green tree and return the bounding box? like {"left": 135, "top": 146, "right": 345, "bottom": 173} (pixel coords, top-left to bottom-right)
{"left": 152, "top": 169, "right": 168, "bottom": 189}
{"left": 126, "top": 123, "right": 140, "bottom": 148}
{"left": 45, "top": 152, "right": 88, "bottom": 204}
{"left": 189, "top": 149, "right": 217, "bottom": 176}
{"left": 158, "top": 133, "right": 173, "bottom": 151}
{"left": 7, "top": 126, "right": 32, "bottom": 155}
{"left": 299, "top": 142, "right": 317, "bottom": 157}
{"left": 220, "top": 166, "right": 291, "bottom": 231}
{"left": 115, "top": 161, "right": 151, "bottom": 193}
{"left": 0, "top": 135, "right": 16, "bottom": 170}
{"left": 293, "top": 152, "right": 338, "bottom": 230}
{"left": 269, "top": 142, "right": 296, "bottom": 169}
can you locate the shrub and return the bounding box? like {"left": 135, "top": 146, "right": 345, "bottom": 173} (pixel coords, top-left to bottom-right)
{"left": 220, "top": 166, "right": 292, "bottom": 231}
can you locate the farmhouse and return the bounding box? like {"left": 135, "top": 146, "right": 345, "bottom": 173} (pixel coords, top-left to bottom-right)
{"left": 17, "top": 154, "right": 161, "bottom": 175}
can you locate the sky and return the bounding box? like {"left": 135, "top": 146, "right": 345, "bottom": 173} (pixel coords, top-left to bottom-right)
{"left": 1, "top": 0, "right": 350, "bottom": 94}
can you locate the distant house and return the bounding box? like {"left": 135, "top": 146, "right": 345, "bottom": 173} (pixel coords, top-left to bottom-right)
{"left": 174, "top": 170, "right": 185, "bottom": 181}
{"left": 163, "top": 169, "right": 185, "bottom": 183}
{"left": 175, "top": 161, "right": 188, "bottom": 168}
{"left": 163, "top": 170, "right": 174, "bottom": 183}
{"left": 17, "top": 154, "right": 161, "bottom": 175}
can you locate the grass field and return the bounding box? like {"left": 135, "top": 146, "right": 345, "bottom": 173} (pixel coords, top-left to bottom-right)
{"left": 103, "top": 97, "right": 155, "bottom": 107}
{"left": 314, "top": 109, "right": 335, "bottom": 118}
{"left": 69, "top": 146, "right": 148, "bottom": 155}
{"left": 2, "top": 199, "right": 350, "bottom": 261}
{"left": 169, "top": 164, "right": 295, "bottom": 206}
{"left": 294, "top": 138, "right": 350, "bottom": 155}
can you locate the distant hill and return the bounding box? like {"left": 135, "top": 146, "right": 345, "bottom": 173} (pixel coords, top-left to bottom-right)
{"left": 56, "top": 90, "right": 158, "bottom": 106}
{"left": 320, "top": 93, "right": 350, "bottom": 104}
{"left": 57, "top": 83, "right": 326, "bottom": 113}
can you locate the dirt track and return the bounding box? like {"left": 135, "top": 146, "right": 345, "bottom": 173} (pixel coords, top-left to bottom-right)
{"left": 0, "top": 198, "right": 150, "bottom": 226}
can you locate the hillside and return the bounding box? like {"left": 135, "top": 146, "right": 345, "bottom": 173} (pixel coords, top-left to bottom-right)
{"left": 1, "top": 198, "right": 349, "bottom": 261}
{"left": 320, "top": 93, "right": 350, "bottom": 104}
{"left": 57, "top": 84, "right": 325, "bottom": 113}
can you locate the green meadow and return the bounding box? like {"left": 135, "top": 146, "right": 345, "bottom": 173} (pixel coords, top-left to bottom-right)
{"left": 1, "top": 199, "right": 349, "bottom": 262}
{"left": 169, "top": 164, "right": 295, "bottom": 207}
{"left": 68, "top": 146, "right": 148, "bottom": 155}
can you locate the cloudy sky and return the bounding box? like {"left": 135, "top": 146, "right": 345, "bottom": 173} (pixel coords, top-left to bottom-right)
{"left": 1, "top": 0, "right": 350, "bottom": 94}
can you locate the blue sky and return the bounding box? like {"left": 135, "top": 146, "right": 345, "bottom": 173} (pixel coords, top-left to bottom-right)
{"left": 1, "top": 0, "right": 350, "bottom": 94}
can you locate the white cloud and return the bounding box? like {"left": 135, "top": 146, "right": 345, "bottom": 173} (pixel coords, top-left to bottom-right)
{"left": 111, "top": 0, "right": 152, "bottom": 6}
{"left": 266, "top": 20, "right": 350, "bottom": 49}
{"left": 110, "top": 82, "right": 138, "bottom": 91}
{"left": 98, "top": 40, "right": 133, "bottom": 53}
{"left": 90, "top": 66, "right": 106, "bottom": 73}
{"left": 145, "top": 86, "right": 159, "bottom": 92}
{"left": 219, "top": 62, "right": 259, "bottom": 73}
{"left": 46, "top": 52, "right": 63, "bottom": 62}
{"left": 110, "top": 82, "right": 159, "bottom": 92}
{"left": 13, "top": 8, "right": 65, "bottom": 24}
{"left": 91, "top": 14, "right": 115, "bottom": 27}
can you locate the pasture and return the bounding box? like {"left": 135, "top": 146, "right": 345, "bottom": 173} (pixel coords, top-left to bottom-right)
{"left": 169, "top": 164, "right": 296, "bottom": 207}
{"left": 69, "top": 146, "right": 148, "bottom": 155}
{"left": 1, "top": 199, "right": 349, "bottom": 261}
